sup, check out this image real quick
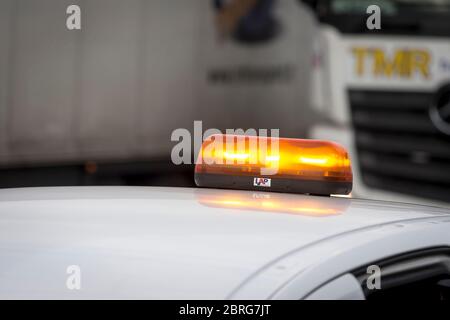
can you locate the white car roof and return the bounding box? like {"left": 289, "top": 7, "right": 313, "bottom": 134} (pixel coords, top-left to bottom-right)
{"left": 0, "top": 186, "right": 449, "bottom": 299}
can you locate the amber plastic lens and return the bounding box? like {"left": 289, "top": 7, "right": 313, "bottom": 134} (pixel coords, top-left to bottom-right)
{"left": 195, "top": 134, "right": 352, "bottom": 195}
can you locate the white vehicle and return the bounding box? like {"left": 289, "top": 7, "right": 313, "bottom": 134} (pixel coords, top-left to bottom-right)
{"left": 1, "top": 186, "right": 450, "bottom": 300}
{"left": 1, "top": 135, "right": 450, "bottom": 300}
{"left": 0, "top": 0, "right": 312, "bottom": 188}
{"left": 305, "top": 0, "right": 450, "bottom": 207}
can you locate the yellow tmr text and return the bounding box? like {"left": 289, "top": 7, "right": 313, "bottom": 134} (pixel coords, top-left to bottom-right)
{"left": 352, "top": 47, "right": 431, "bottom": 78}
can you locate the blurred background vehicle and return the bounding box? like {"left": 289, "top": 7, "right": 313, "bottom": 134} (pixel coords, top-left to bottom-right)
{"left": 305, "top": 0, "right": 450, "bottom": 207}
{"left": 1, "top": 0, "right": 449, "bottom": 207}
{"left": 0, "top": 0, "right": 314, "bottom": 188}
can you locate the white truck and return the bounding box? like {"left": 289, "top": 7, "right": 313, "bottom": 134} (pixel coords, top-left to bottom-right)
{"left": 305, "top": 0, "right": 450, "bottom": 207}
{"left": 0, "top": 0, "right": 314, "bottom": 187}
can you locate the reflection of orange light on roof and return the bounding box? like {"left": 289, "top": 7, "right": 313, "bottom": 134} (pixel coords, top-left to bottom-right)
{"left": 260, "top": 201, "right": 276, "bottom": 208}
{"left": 196, "top": 191, "right": 348, "bottom": 217}
{"left": 220, "top": 200, "right": 244, "bottom": 206}
{"left": 292, "top": 207, "right": 336, "bottom": 215}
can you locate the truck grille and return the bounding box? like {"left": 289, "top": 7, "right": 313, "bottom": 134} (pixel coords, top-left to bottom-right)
{"left": 350, "top": 90, "right": 450, "bottom": 203}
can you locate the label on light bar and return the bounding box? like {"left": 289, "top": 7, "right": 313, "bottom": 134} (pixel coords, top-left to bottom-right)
{"left": 254, "top": 177, "right": 271, "bottom": 188}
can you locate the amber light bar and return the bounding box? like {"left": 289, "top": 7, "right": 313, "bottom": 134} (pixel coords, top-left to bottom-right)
{"left": 194, "top": 134, "right": 353, "bottom": 196}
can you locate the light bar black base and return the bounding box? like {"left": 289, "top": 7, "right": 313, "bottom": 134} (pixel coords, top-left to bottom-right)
{"left": 195, "top": 173, "right": 352, "bottom": 196}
